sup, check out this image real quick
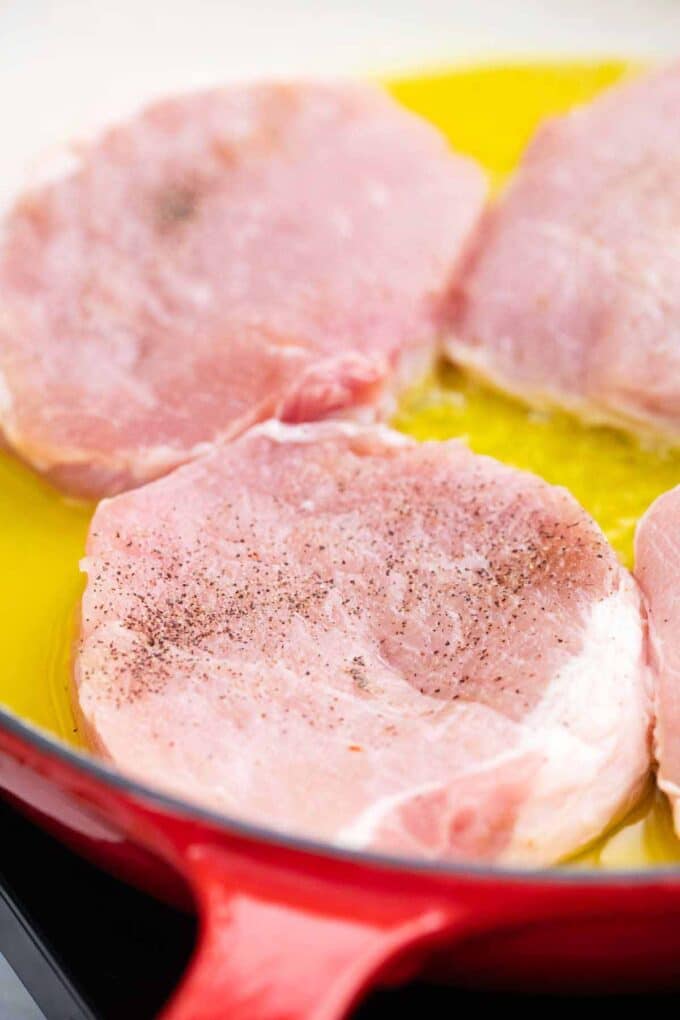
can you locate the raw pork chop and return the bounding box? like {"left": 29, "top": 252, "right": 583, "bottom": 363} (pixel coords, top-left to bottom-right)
{"left": 75, "top": 422, "right": 651, "bottom": 865}
{"left": 635, "top": 486, "right": 680, "bottom": 832}
{"left": 447, "top": 63, "right": 680, "bottom": 439}
{"left": 0, "top": 83, "right": 485, "bottom": 498}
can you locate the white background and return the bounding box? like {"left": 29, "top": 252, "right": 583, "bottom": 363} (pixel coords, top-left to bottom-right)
{"left": 0, "top": 0, "right": 679, "bottom": 206}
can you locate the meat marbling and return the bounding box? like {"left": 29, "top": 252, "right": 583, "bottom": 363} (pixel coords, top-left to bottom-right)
{"left": 76, "top": 421, "right": 652, "bottom": 865}
{"left": 447, "top": 63, "right": 680, "bottom": 440}
{"left": 0, "top": 82, "right": 485, "bottom": 498}
{"left": 635, "top": 486, "right": 680, "bottom": 833}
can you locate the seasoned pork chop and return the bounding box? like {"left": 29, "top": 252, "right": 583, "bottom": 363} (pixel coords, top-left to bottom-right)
{"left": 447, "top": 63, "right": 680, "bottom": 439}
{"left": 635, "top": 486, "right": 680, "bottom": 832}
{"left": 76, "top": 422, "right": 651, "bottom": 864}
{"left": 0, "top": 83, "right": 485, "bottom": 497}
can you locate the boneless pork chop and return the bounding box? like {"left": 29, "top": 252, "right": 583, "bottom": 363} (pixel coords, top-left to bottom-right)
{"left": 76, "top": 422, "right": 651, "bottom": 865}
{"left": 0, "top": 83, "right": 485, "bottom": 498}
{"left": 447, "top": 63, "right": 680, "bottom": 439}
{"left": 635, "top": 486, "right": 680, "bottom": 833}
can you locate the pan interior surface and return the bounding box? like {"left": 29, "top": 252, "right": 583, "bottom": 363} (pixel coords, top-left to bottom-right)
{"left": 1, "top": 59, "right": 679, "bottom": 869}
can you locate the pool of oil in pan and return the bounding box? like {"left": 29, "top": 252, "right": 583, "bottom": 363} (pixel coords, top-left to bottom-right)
{"left": 0, "top": 60, "right": 677, "bottom": 867}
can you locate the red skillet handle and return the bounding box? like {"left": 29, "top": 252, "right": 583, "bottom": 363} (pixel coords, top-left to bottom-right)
{"left": 160, "top": 842, "right": 464, "bottom": 1020}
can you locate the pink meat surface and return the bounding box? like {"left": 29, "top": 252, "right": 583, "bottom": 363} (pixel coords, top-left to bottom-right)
{"left": 635, "top": 486, "right": 680, "bottom": 833}
{"left": 447, "top": 63, "right": 680, "bottom": 439}
{"left": 0, "top": 82, "right": 485, "bottom": 498}
{"left": 75, "top": 421, "right": 651, "bottom": 865}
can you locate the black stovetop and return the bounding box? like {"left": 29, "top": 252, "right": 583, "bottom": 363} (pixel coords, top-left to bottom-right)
{"left": 0, "top": 795, "right": 676, "bottom": 1019}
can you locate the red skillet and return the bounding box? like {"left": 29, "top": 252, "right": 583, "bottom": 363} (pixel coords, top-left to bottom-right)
{"left": 1, "top": 709, "right": 680, "bottom": 1019}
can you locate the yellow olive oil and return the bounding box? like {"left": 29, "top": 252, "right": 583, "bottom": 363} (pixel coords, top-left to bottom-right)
{"left": 0, "top": 60, "right": 677, "bottom": 866}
